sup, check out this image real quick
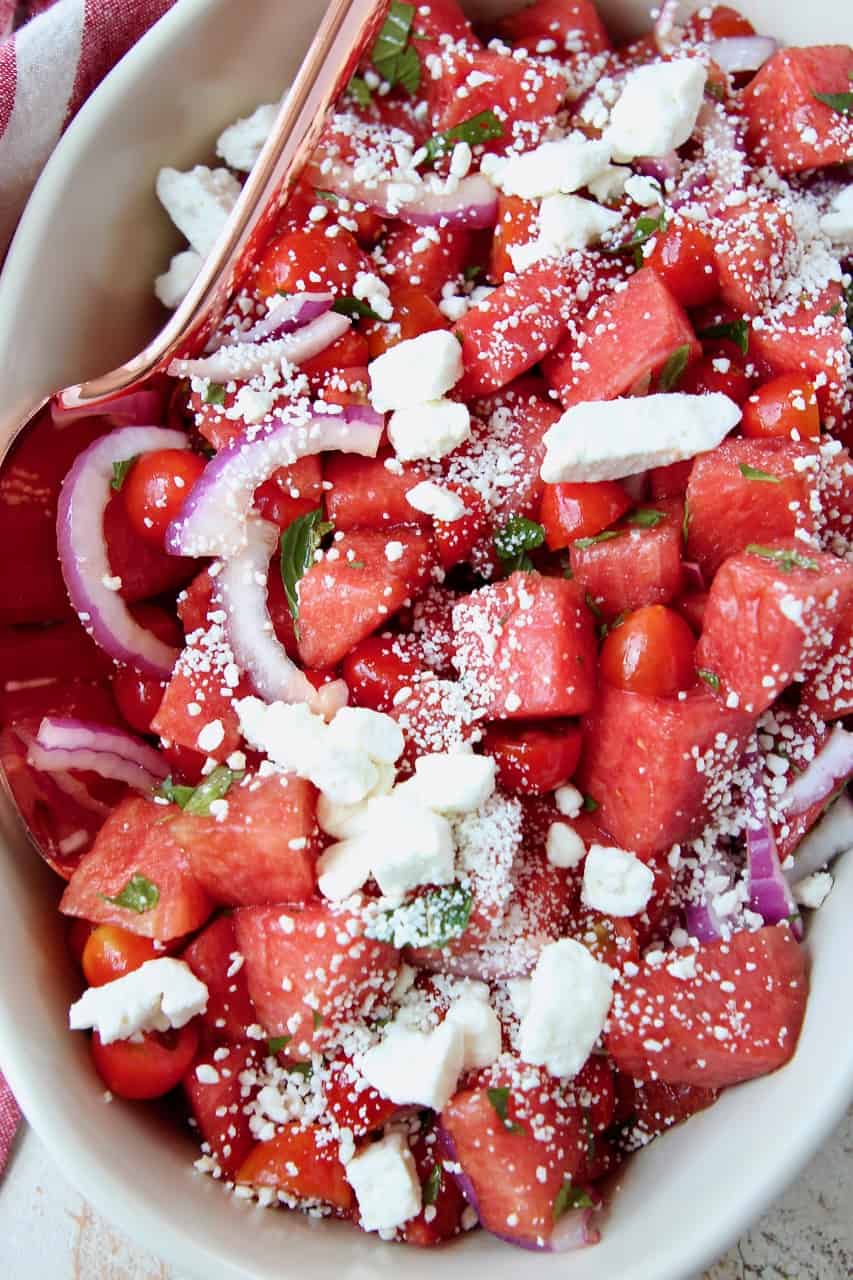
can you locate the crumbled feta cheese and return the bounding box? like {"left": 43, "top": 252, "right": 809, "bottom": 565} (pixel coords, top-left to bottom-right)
{"left": 623, "top": 174, "right": 662, "bottom": 207}
{"left": 353, "top": 271, "right": 394, "bottom": 321}
{"left": 155, "top": 165, "right": 241, "bottom": 255}
{"left": 316, "top": 762, "right": 396, "bottom": 839}
{"left": 69, "top": 959, "right": 208, "bottom": 1045}
{"left": 369, "top": 330, "right": 464, "bottom": 412}
{"left": 510, "top": 194, "right": 621, "bottom": 270}
{"left": 586, "top": 164, "right": 631, "bottom": 203}
{"left": 154, "top": 248, "right": 202, "bottom": 309}
{"left": 359, "top": 1019, "right": 464, "bottom": 1110}
{"left": 444, "top": 984, "right": 502, "bottom": 1070}
{"left": 316, "top": 834, "right": 374, "bottom": 900}
{"left": 216, "top": 103, "right": 278, "bottom": 172}
{"left": 367, "top": 794, "right": 455, "bottom": 897}
{"left": 406, "top": 480, "right": 467, "bottom": 522}
{"left": 541, "top": 393, "right": 741, "bottom": 483}
{"left": 819, "top": 184, "right": 853, "bottom": 246}
{"left": 483, "top": 134, "right": 612, "bottom": 200}
{"left": 793, "top": 871, "right": 833, "bottom": 910}
{"left": 345, "top": 1132, "right": 422, "bottom": 1233}
{"left": 582, "top": 844, "right": 655, "bottom": 916}
{"left": 508, "top": 977, "right": 532, "bottom": 1019}
{"left": 546, "top": 821, "right": 586, "bottom": 868}
{"left": 518, "top": 939, "right": 614, "bottom": 1079}
{"left": 196, "top": 719, "right": 225, "bottom": 753}
{"left": 388, "top": 399, "right": 472, "bottom": 462}
{"left": 408, "top": 752, "right": 496, "bottom": 814}
{"left": 606, "top": 59, "right": 706, "bottom": 160}
{"left": 326, "top": 706, "right": 404, "bottom": 765}
{"left": 554, "top": 783, "right": 583, "bottom": 818}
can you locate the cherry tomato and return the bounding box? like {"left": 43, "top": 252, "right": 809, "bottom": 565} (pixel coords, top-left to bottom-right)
{"left": 253, "top": 456, "right": 325, "bottom": 530}
{"left": 112, "top": 667, "right": 166, "bottom": 734}
{"left": 646, "top": 223, "right": 719, "bottom": 309}
{"left": 366, "top": 287, "right": 447, "bottom": 359}
{"left": 82, "top": 925, "right": 160, "bottom": 987}
{"left": 600, "top": 605, "right": 697, "bottom": 698}
{"left": 482, "top": 721, "right": 583, "bottom": 795}
{"left": 680, "top": 352, "right": 751, "bottom": 405}
{"left": 122, "top": 449, "right": 206, "bottom": 544}
{"left": 490, "top": 194, "right": 538, "bottom": 283}
{"left": 252, "top": 225, "right": 372, "bottom": 299}
{"left": 341, "top": 634, "right": 426, "bottom": 711}
{"left": 686, "top": 4, "right": 755, "bottom": 40}
{"left": 90, "top": 1024, "right": 199, "bottom": 1099}
{"left": 349, "top": 207, "right": 385, "bottom": 249}
{"left": 433, "top": 484, "right": 491, "bottom": 571}
{"left": 740, "top": 374, "right": 821, "bottom": 440}
{"left": 300, "top": 330, "right": 370, "bottom": 383}
{"left": 540, "top": 480, "right": 631, "bottom": 551}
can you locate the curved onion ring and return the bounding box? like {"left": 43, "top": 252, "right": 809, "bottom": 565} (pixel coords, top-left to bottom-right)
{"left": 29, "top": 717, "right": 169, "bottom": 793}
{"left": 743, "top": 749, "right": 801, "bottom": 934}
{"left": 166, "top": 409, "right": 382, "bottom": 560}
{"left": 167, "top": 310, "right": 351, "bottom": 382}
{"left": 708, "top": 36, "right": 777, "bottom": 74}
{"left": 57, "top": 425, "right": 189, "bottom": 677}
{"left": 311, "top": 161, "right": 498, "bottom": 230}
{"left": 779, "top": 724, "right": 853, "bottom": 817}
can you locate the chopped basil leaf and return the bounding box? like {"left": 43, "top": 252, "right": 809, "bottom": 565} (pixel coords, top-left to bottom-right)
{"left": 697, "top": 668, "right": 720, "bottom": 691}
{"left": 582, "top": 793, "right": 599, "bottom": 813}
{"left": 423, "top": 1163, "right": 442, "bottom": 1205}
{"left": 682, "top": 498, "right": 690, "bottom": 545}
{"left": 464, "top": 264, "right": 483, "bottom": 283}
{"left": 288, "top": 1062, "right": 312, "bottom": 1078}
{"left": 312, "top": 1010, "right": 324, "bottom": 1031}
{"left": 204, "top": 382, "right": 227, "bottom": 406}
{"left": 268, "top": 1035, "right": 291, "bottom": 1054}
{"left": 314, "top": 189, "right": 340, "bottom": 204}
{"left": 346, "top": 559, "right": 366, "bottom": 568}
{"left": 332, "top": 296, "right": 381, "bottom": 321}
{"left": 370, "top": 1, "right": 420, "bottom": 96}
{"left": 369, "top": 884, "right": 473, "bottom": 949}
{"left": 486, "top": 1086, "right": 525, "bottom": 1134}
{"left": 584, "top": 592, "right": 602, "bottom": 619}
{"left": 347, "top": 75, "right": 373, "bottom": 108}
{"left": 279, "top": 508, "right": 334, "bottom": 638}
{"left": 494, "top": 514, "right": 545, "bottom": 572}
{"left": 627, "top": 507, "right": 665, "bottom": 528}
{"left": 574, "top": 529, "right": 624, "bottom": 549}
{"left": 696, "top": 318, "right": 750, "bottom": 356}
{"left": 598, "top": 610, "right": 626, "bottom": 640}
{"left": 110, "top": 455, "right": 139, "bottom": 491}
{"left": 745, "top": 543, "right": 819, "bottom": 573}
{"left": 603, "top": 211, "right": 665, "bottom": 266}
{"left": 739, "top": 463, "right": 781, "bottom": 484}
{"left": 158, "top": 777, "right": 196, "bottom": 808}
{"left": 826, "top": 300, "right": 842, "bottom": 318}
{"left": 392, "top": 44, "right": 422, "bottom": 96}
{"left": 812, "top": 84, "right": 853, "bottom": 115}
{"left": 158, "top": 766, "right": 243, "bottom": 816}
{"left": 101, "top": 874, "right": 160, "bottom": 915}
{"left": 657, "top": 344, "right": 690, "bottom": 392}
{"left": 552, "top": 1180, "right": 594, "bottom": 1221}
{"left": 420, "top": 110, "right": 504, "bottom": 166}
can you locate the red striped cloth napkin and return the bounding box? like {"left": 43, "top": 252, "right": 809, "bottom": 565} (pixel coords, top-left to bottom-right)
{"left": 0, "top": 0, "right": 177, "bottom": 1172}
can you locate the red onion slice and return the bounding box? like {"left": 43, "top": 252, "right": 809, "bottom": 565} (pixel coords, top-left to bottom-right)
{"left": 549, "top": 1204, "right": 601, "bottom": 1252}
{"left": 682, "top": 560, "right": 705, "bottom": 594}
{"left": 57, "top": 426, "right": 189, "bottom": 677}
{"left": 779, "top": 725, "right": 853, "bottom": 817}
{"left": 27, "top": 742, "right": 161, "bottom": 793}
{"left": 708, "top": 36, "right": 777, "bottom": 74}
{"left": 744, "top": 749, "right": 801, "bottom": 935}
{"left": 342, "top": 403, "right": 384, "bottom": 431}
{"left": 684, "top": 899, "right": 725, "bottom": 944}
{"left": 239, "top": 292, "right": 334, "bottom": 345}
{"left": 166, "top": 408, "right": 382, "bottom": 559}
{"left": 786, "top": 793, "right": 853, "bottom": 886}
{"left": 29, "top": 716, "right": 169, "bottom": 793}
{"left": 635, "top": 152, "right": 682, "bottom": 184}
{"left": 166, "top": 311, "right": 351, "bottom": 381}
{"left": 52, "top": 387, "right": 164, "bottom": 427}
{"left": 312, "top": 162, "right": 498, "bottom": 230}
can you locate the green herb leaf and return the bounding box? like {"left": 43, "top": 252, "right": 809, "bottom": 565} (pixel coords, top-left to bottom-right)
{"left": 346, "top": 559, "right": 366, "bottom": 569}
{"left": 110, "top": 455, "right": 139, "bottom": 491}
{"left": 657, "top": 344, "right": 690, "bottom": 392}
{"left": 582, "top": 793, "right": 599, "bottom": 813}
{"left": 812, "top": 89, "right": 853, "bottom": 115}
{"left": 603, "top": 211, "right": 665, "bottom": 267}
{"left": 574, "top": 529, "right": 625, "bottom": 550}
{"left": 420, "top": 110, "right": 504, "bottom": 167}
{"left": 101, "top": 874, "right": 160, "bottom": 915}
{"left": 312, "top": 1010, "right": 324, "bottom": 1031}
{"left": 423, "top": 1163, "right": 443, "bottom": 1205}
{"left": 463, "top": 264, "right": 483, "bottom": 283}
{"left": 627, "top": 507, "right": 665, "bottom": 528}
{"left": 370, "top": 1, "right": 420, "bottom": 95}
{"left": 552, "top": 1180, "right": 594, "bottom": 1221}
{"left": 369, "top": 884, "right": 474, "bottom": 949}
{"left": 697, "top": 668, "right": 720, "bottom": 691}
{"left": 826, "top": 300, "right": 842, "bottom": 318}
{"left": 745, "top": 543, "right": 819, "bottom": 573}
{"left": 494, "top": 514, "right": 546, "bottom": 572}
{"left": 584, "top": 592, "right": 602, "bottom": 619}
{"left": 268, "top": 1035, "right": 291, "bottom": 1055}
{"left": 393, "top": 43, "right": 422, "bottom": 96}
{"left": 204, "top": 382, "right": 227, "bottom": 406}
{"left": 314, "top": 189, "right": 340, "bottom": 204}
{"left": 157, "top": 777, "right": 196, "bottom": 808}
{"left": 279, "top": 508, "right": 334, "bottom": 638}
{"left": 347, "top": 75, "right": 373, "bottom": 108}
{"left": 486, "top": 1086, "right": 525, "bottom": 1134}
{"left": 696, "top": 318, "right": 750, "bottom": 356}
{"left": 288, "top": 1062, "right": 312, "bottom": 1078}
{"left": 739, "top": 463, "right": 781, "bottom": 484}
{"left": 157, "top": 766, "right": 243, "bottom": 816}
{"left": 332, "top": 296, "right": 381, "bottom": 321}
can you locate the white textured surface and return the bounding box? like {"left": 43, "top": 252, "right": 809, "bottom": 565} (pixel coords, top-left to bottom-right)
{"left": 0, "top": 1112, "right": 850, "bottom": 1277}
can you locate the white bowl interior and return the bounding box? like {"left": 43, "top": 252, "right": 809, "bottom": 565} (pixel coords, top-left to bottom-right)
{"left": 0, "top": 2, "right": 851, "bottom": 1278}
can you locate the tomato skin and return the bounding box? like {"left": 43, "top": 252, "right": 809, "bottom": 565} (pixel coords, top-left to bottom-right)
{"left": 366, "top": 287, "right": 446, "bottom": 359}
{"left": 680, "top": 353, "right": 751, "bottom": 405}
{"left": 82, "top": 925, "right": 160, "bottom": 987}
{"left": 122, "top": 450, "right": 206, "bottom": 544}
{"left": 341, "top": 634, "right": 426, "bottom": 711}
{"left": 740, "top": 374, "right": 821, "bottom": 440}
{"left": 252, "top": 225, "right": 372, "bottom": 300}
{"left": 482, "top": 721, "right": 583, "bottom": 795}
{"left": 540, "top": 480, "right": 631, "bottom": 550}
{"left": 646, "top": 224, "right": 719, "bottom": 310}
{"left": 600, "top": 605, "right": 697, "bottom": 698}
{"left": 90, "top": 1023, "right": 199, "bottom": 1099}
{"left": 300, "top": 330, "right": 370, "bottom": 382}
{"left": 112, "top": 668, "right": 166, "bottom": 734}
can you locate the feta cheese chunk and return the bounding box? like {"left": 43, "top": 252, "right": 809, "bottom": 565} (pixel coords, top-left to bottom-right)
{"left": 444, "top": 983, "right": 502, "bottom": 1069}
{"left": 346, "top": 1132, "right": 422, "bottom": 1233}
{"left": 546, "top": 821, "right": 586, "bottom": 868}
{"left": 216, "top": 102, "right": 278, "bottom": 172}
{"left": 510, "top": 194, "right": 621, "bottom": 270}
{"left": 388, "top": 399, "right": 471, "bottom": 463}
{"left": 484, "top": 135, "right": 612, "bottom": 200}
{"left": 582, "top": 844, "right": 654, "bottom": 916}
{"left": 317, "top": 834, "right": 374, "bottom": 900}
{"left": 359, "top": 1019, "right": 464, "bottom": 1110}
{"left": 154, "top": 249, "right": 202, "bottom": 309}
{"left": 367, "top": 794, "right": 455, "bottom": 897}
{"left": 623, "top": 174, "right": 663, "bottom": 207}
{"left": 155, "top": 165, "right": 241, "bottom": 255}
{"left": 820, "top": 185, "right": 853, "bottom": 246}
{"left": 606, "top": 59, "right": 706, "bottom": 161}
{"left": 316, "top": 762, "right": 395, "bottom": 839}
{"left": 554, "top": 783, "right": 583, "bottom": 818}
{"left": 793, "top": 871, "right": 833, "bottom": 910}
{"left": 406, "top": 480, "right": 467, "bottom": 522}
{"left": 586, "top": 164, "right": 630, "bottom": 203}
{"left": 540, "top": 393, "right": 741, "bottom": 484}
{"left": 409, "top": 752, "right": 496, "bottom": 814}
{"left": 369, "top": 330, "right": 464, "bottom": 412}
{"left": 69, "top": 959, "right": 208, "bottom": 1045}
{"left": 353, "top": 271, "right": 393, "bottom": 321}
{"left": 518, "top": 939, "right": 614, "bottom": 1079}
{"left": 326, "top": 706, "right": 404, "bottom": 765}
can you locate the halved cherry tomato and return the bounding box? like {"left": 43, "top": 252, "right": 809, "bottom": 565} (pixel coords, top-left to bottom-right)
{"left": 490, "top": 194, "right": 538, "bottom": 283}
{"left": 740, "top": 374, "right": 821, "bottom": 440}
{"left": 600, "top": 605, "right": 697, "bottom": 697}
{"left": 82, "top": 924, "right": 160, "bottom": 987}
{"left": 252, "top": 225, "right": 372, "bottom": 299}
{"left": 315, "top": 366, "right": 370, "bottom": 409}
{"left": 90, "top": 1023, "right": 199, "bottom": 1099}
{"left": 236, "top": 1124, "right": 354, "bottom": 1211}
{"left": 646, "top": 223, "right": 719, "bottom": 309}
{"left": 540, "top": 480, "right": 631, "bottom": 551}
{"left": 366, "top": 287, "right": 447, "bottom": 359}
{"left": 432, "top": 484, "right": 491, "bottom": 571}
{"left": 253, "top": 455, "right": 325, "bottom": 530}
{"left": 482, "top": 721, "right": 583, "bottom": 795}
{"left": 122, "top": 449, "right": 206, "bottom": 544}
{"left": 680, "top": 352, "right": 751, "bottom": 404}
{"left": 341, "top": 634, "right": 426, "bottom": 711}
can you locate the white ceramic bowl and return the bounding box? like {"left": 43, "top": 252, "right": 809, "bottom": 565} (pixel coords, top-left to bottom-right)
{"left": 0, "top": 2, "right": 851, "bottom": 1277}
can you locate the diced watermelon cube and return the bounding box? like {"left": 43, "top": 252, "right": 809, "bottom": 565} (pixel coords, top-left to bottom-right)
{"left": 408, "top": 0, "right": 478, "bottom": 53}
{"left": 577, "top": 685, "right": 756, "bottom": 853}
{"left": 695, "top": 540, "right": 853, "bottom": 715}
{"left": 253, "top": 456, "right": 325, "bottom": 531}
{"left": 432, "top": 484, "right": 491, "bottom": 571}
{"left": 380, "top": 223, "right": 472, "bottom": 300}
{"left": 606, "top": 925, "right": 808, "bottom": 1088}
{"left": 234, "top": 900, "right": 399, "bottom": 1053}
{"left": 543, "top": 268, "right": 700, "bottom": 407}
{"left": 686, "top": 438, "right": 817, "bottom": 580}
{"left": 236, "top": 1123, "right": 354, "bottom": 1211}
{"left": 324, "top": 453, "right": 429, "bottom": 531}
{"left": 497, "top": 0, "right": 611, "bottom": 57}
{"left": 452, "top": 573, "right": 598, "bottom": 719}
{"left": 324, "top": 1055, "right": 402, "bottom": 1137}
{"left": 296, "top": 529, "right": 436, "bottom": 669}
{"left": 427, "top": 48, "right": 565, "bottom": 149}
{"left": 390, "top": 674, "right": 481, "bottom": 766}
{"left": 170, "top": 773, "right": 320, "bottom": 908}
{"left": 181, "top": 915, "right": 257, "bottom": 1044}
{"left": 151, "top": 659, "right": 242, "bottom": 764}
{"left": 714, "top": 200, "right": 794, "bottom": 316}
{"left": 571, "top": 498, "right": 684, "bottom": 618}
{"left": 742, "top": 46, "right": 853, "bottom": 173}
{"left": 800, "top": 596, "right": 853, "bottom": 721}
{"left": 59, "top": 796, "right": 214, "bottom": 940}
{"left": 749, "top": 283, "right": 850, "bottom": 426}
{"left": 183, "top": 1041, "right": 259, "bottom": 1178}
{"left": 620, "top": 1078, "right": 719, "bottom": 1146}
{"left": 650, "top": 459, "right": 692, "bottom": 500}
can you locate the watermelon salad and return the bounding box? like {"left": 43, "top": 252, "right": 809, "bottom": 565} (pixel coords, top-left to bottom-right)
{"left": 1, "top": 0, "right": 852, "bottom": 1254}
